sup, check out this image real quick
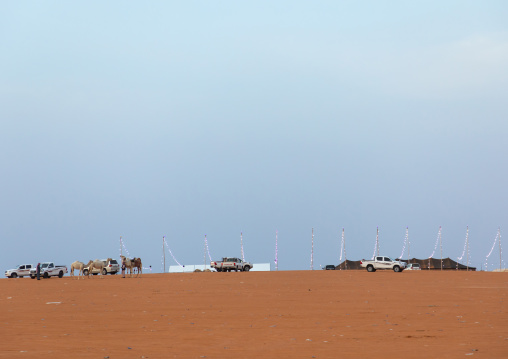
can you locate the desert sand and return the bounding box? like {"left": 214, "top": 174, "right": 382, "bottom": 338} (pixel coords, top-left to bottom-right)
{"left": 1, "top": 270, "right": 507, "bottom": 358}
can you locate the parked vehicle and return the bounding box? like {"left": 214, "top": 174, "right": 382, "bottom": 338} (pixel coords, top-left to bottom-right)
{"left": 210, "top": 257, "right": 253, "bottom": 272}
{"left": 323, "top": 265, "right": 336, "bottom": 270}
{"left": 5, "top": 264, "right": 33, "bottom": 278}
{"left": 360, "top": 256, "right": 407, "bottom": 272}
{"left": 405, "top": 263, "right": 421, "bottom": 271}
{"left": 83, "top": 258, "right": 120, "bottom": 275}
{"left": 30, "top": 262, "right": 68, "bottom": 279}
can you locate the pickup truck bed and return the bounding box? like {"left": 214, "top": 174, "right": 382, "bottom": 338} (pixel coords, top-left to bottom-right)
{"left": 30, "top": 262, "right": 68, "bottom": 279}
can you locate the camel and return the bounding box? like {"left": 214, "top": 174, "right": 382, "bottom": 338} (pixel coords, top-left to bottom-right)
{"left": 70, "top": 261, "right": 86, "bottom": 279}
{"left": 86, "top": 259, "right": 105, "bottom": 278}
{"left": 132, "top": 257, "right": 142, "bottom": 277}
{"left": 120, "top": 255, "right": 142, "bottom": 277}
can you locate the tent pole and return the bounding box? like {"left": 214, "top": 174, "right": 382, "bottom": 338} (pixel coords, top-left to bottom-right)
{"left": 311, "top": 228, "right": 314, "bottom": 270}
{"left": 440, "top": 228, "right": 443, "bottom": 271}
{"left": 275, "top": 231, "right": 278, "bottom": 271}
{"left": 376, "top": 227, "right": 379, "bottom": 257}
{"left": 467, "top": 226, "right": 469, "bottom": 271}
{"left": 344, "top": 228, "right": 347, "bottom": 270}
{"left": 499, "top": 227, "right": 502, "bottom": 271}
{"left": 407, "top": 227, "right": 410, "bottom": 264}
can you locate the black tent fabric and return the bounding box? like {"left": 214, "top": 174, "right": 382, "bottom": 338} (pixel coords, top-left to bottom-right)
{"left": 334, "top": 259, "right": 363, "bottom": 270}
{"left": 334, "top": 257, "right": 476, "bottom": 271}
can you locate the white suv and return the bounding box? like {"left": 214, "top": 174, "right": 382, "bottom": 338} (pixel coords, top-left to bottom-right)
{"left": 83, "top": 259, "right": 120, "bottom": 275}
{"left": 406, "top": 263, "right": 421, "bottom": 271}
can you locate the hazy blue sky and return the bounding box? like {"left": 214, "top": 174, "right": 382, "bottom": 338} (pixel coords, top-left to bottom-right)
{"left": 1, "top": 1, "right": 507, "bottom": 272}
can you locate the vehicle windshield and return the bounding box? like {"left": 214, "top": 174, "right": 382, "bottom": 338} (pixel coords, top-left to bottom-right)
{"left": 41, "top": 263, "right": 49, "bottom": 269}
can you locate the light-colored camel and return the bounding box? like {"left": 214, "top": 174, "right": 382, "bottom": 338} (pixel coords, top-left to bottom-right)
{"left": 70, "top": 261, "right": 86, "bottom": 279}
{"left": 86, "top": 259, "right": 105, "bottom": 278}
{"left": 120, "top": 255, "right": 142, "bottom": 277}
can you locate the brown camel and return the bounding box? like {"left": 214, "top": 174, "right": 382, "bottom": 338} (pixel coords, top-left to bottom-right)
{"left": 120, "top": 255, "right": 142, "bottom": 277}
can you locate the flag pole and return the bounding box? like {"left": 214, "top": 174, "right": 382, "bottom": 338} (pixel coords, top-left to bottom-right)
{"left": 163, "top": 236, "right": 166, "bottom": 273}
{"left": 311, "top": 228, "right": 314, "bottom": 270}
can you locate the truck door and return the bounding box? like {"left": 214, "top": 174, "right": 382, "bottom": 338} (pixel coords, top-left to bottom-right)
{"left": 383, "top": 257, "right": 392, "bottom": 269}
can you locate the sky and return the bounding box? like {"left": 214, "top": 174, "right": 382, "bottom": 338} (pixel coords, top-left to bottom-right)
{"left": 1, "top": 1, "right": 507, "bottom": 272}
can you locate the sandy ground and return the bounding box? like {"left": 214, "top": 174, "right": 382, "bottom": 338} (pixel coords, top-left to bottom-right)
{"left": 0, "top": 270, "right": 507, "bottom": 359}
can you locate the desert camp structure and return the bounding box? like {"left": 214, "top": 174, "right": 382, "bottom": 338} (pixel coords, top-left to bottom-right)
{"left": 335, "top": 257, "right": 476, "bottom": 271}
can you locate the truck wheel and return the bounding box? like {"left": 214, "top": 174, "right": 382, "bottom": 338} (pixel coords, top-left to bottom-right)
{"left": 367, "top": 265, "right": 374, "bottom": 272}
{"left": 83, "top": 269, "right": 89, "bottom": 276}
{"left": 244, "top": 266, "right": 250, "bottom": 272}
{"left": 43, "top": 272, "right": 49, "bottom": 279}
{"left": 11, "top": 273, "right": 18, "bottom": 278}
{"left": 393, "top": 266, "right": 401, "bottom": 272}
{"left": 58, "top": 271, "right": 64, "bottom": 278}
{"left": 31, "top": 275, "right": 35, "bottom": 279}
{"left": 102, "top": 269, "right": 108, "bottom": 275}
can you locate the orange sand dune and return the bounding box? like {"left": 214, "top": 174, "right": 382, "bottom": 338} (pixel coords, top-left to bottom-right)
{"left": 1, "top": 271, "right": 507, "bottom": 358}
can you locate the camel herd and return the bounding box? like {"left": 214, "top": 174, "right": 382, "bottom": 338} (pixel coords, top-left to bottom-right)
{"left": 69, "top": 256, "right": 142, "bottom": 279}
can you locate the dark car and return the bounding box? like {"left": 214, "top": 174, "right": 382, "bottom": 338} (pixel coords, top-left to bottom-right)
{"left": 324, "top": 265, "right": 336, "bottom": 270}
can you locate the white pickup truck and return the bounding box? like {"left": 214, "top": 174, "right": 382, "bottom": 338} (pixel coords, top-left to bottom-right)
{"left": 30, "top": 262, "right": 68, "bottom": 279}
{"left": 360, "top": 256, "right": 406, "bottom": 272}
{"left": 211, "top": 257, "right": 253, "bottom": 272}
{"left": 5, "top": 264, "right": 33, "bottom": 278}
